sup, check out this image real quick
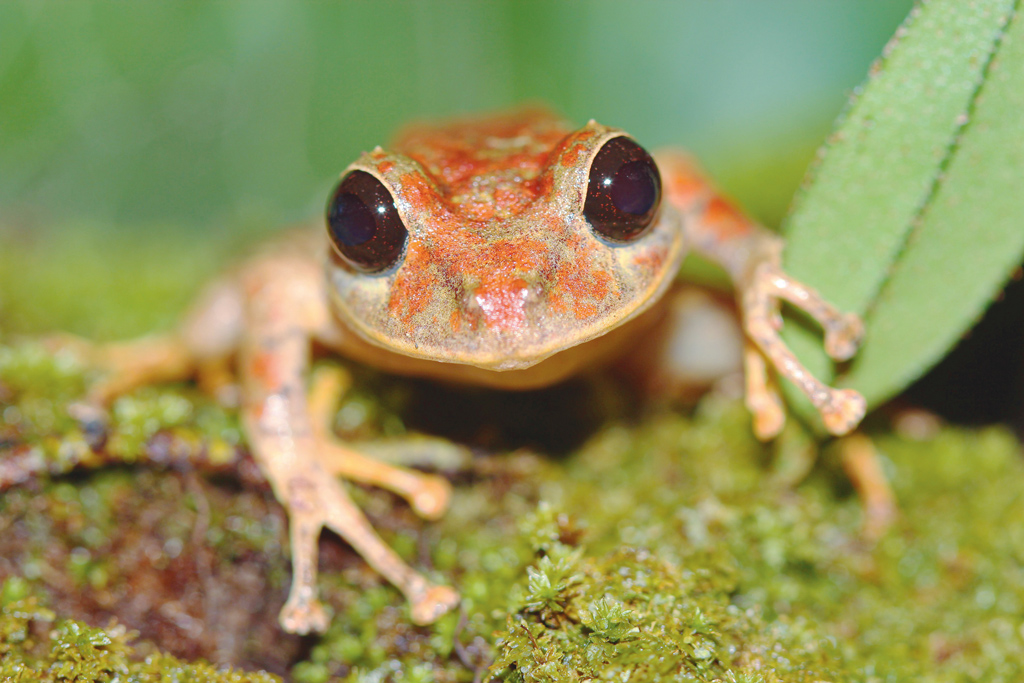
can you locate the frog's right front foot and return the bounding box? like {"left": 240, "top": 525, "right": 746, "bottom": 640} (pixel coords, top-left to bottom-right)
{"left": 275, "top": 468, "right": 458, "bottom": 634}
{"left": 280, "top": 584, "right": 330, "bottom": 636}
{"left": 306, "top": 366, "right": 454, "bottom": 521}
{"left": 280, "top": 580, "right": 457, "bottom": 634}
{"left": 408, "top": 582, "right": 460, "bottom": 626}
{"left": 248, "top": 364, "right": 459, "bottom": 635}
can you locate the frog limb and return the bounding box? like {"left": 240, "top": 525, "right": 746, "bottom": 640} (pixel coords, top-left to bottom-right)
{"left": 655, "top": 149, "right": 865, "bottom": 436}
{"left": 196, "top": 356, "right": 240, "bottom": 407}
{"left": 46, "top": 334, "right": 193, "bottom": 407}
{"left": 753, "top": 260, "right": 863, "bottom": 362}
{"left": 742, "top": 259, "right": 866, "bottom": 436}
{"left": 838, "top": 432, "right": 897, "bottom": 541}
{"left": 306, "top": 365, "right": 452, "bottom": 520}
{"left": 240, "top": 256, "right": 457, "bottom": 634}
{"left": 743, "top": 341, "right": 785, "bottom": 440}
{"left": 44, "top": 276, "right": 246, "bottom": 411}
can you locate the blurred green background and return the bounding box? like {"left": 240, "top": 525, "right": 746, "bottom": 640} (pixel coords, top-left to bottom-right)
{"left": 0, "top": 1, "right": 914, "bottom": 339}
{"left": 1, "top": 1, "right": 913, "bottom": 234}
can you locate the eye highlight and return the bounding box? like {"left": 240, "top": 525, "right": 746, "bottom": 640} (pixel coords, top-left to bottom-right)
{"left": 326, "top": 170, "right": 408, "bottom": 273}
{"left": 583, "top": 137, "right": 661, "bottom": 243}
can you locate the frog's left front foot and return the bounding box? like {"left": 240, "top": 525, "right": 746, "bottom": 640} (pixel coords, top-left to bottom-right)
{"left": 742, "top": 262, "right": 866, "bottom": 438}
{"left": 838, "top": 432, "right": 897, "bottom": 541}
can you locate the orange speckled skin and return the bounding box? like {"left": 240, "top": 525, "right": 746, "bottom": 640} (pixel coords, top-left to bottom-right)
{"left": 328, "top": 109, "right": 685, "bottom": 370}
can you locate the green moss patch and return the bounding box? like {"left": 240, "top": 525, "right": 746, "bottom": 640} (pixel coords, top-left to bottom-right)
{"left": 3, "top": 271, "right": 1024, "bottom": 681}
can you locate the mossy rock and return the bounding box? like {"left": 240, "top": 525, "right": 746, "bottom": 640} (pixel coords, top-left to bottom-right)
{"left": 3, "top": 339, "right": 1024, "bottom": 681}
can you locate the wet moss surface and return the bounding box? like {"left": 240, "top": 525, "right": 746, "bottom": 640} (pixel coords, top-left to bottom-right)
{"left": 2, "top": 234, "right": 1024, "bottom": 682}
{"left": 2, "top": 339, "right": 1024, "bottom": 682}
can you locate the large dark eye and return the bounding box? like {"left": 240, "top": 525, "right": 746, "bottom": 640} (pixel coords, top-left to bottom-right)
{"left": 326, "top": 170, "right": 408, "bottom": 273}
{"left": 583, "top": 137, "right": 661, "bottom": 242}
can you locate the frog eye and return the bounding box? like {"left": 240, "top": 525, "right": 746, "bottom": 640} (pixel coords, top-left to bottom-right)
{"left": 583, "top": 136, "right": 661, "bottom": 243}
{"left": 326, "top": 170, "right": 408, "bottom": 273}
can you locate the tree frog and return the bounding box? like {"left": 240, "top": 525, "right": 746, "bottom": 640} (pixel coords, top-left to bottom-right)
{"left": 74, "top": 108, "right": 865, "bottom": 635}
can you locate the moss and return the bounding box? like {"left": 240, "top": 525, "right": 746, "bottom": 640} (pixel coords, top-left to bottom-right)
{"left": 4, "top": 233, "right": 1024, "bottom": 681}
{"left": 0, "top": 579, "right": 279, "bottom": 682}
{"left": 490, "top": 531, "right": 842, "bottom": 681}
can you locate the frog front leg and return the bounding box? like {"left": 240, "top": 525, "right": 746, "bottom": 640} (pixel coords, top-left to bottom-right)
{"left": 239, "top": 255, "right": 458, "bottom": 633}
{"left": 305, "top": 365, "right": 452, "bottom": 521}
{"left": 656, "top": 151, "right": 866, "bottom": 438}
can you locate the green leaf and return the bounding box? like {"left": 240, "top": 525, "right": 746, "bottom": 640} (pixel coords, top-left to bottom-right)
{"left": 781, "top": 0, "right": 1024, "bottom": 413}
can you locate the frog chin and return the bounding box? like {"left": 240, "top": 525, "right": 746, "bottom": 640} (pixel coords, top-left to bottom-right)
{"left": 338, "top": 287, "right": 662, "bottom": 376}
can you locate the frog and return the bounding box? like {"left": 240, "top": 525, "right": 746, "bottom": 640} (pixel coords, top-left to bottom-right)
{"left": 67, "top": 107, "right": 866, "bottom": 635}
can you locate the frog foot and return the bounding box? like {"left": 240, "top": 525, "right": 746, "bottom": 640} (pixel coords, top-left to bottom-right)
{"left": 823, "top": 312, "right": 864, "bottom": 362}
{"left": 260, "top": 366, "right": 459, "bottom": 634}
{"left": 307, "top": 366, "right": 453, "bottom": 520}
{"left": 408, "top": 476, "right": 451, "bottom": 520}
{"left": 280, "top": 585, "right": 330, "bottom": 635}
{"left": 742, "top": 344, "right": 786, "bottom": 441}
{"left": 277, "top": 470, "right": 459, "bottom": 634}
{"left": 409, "top": 583, "right": 460, "bottom": 625}
{"left": 742, "top": 262, "right": 867, "bottom": 437}
{"left": 820, "top": 388, "right": 867, "bottom": 437}
{"left": 838, "top": 432, "right": 898, "bottom": 541}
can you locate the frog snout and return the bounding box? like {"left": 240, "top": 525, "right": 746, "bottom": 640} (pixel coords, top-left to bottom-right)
{"left": 463, "top": 276, "right": 544, "bottom": 332}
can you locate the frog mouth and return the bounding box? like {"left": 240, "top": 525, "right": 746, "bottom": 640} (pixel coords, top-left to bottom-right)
{"left": 331, "top": 239, "right": 685, "bottom": 373}
{"left": 339, "top": 289, "right": 663, "bottom": 372}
